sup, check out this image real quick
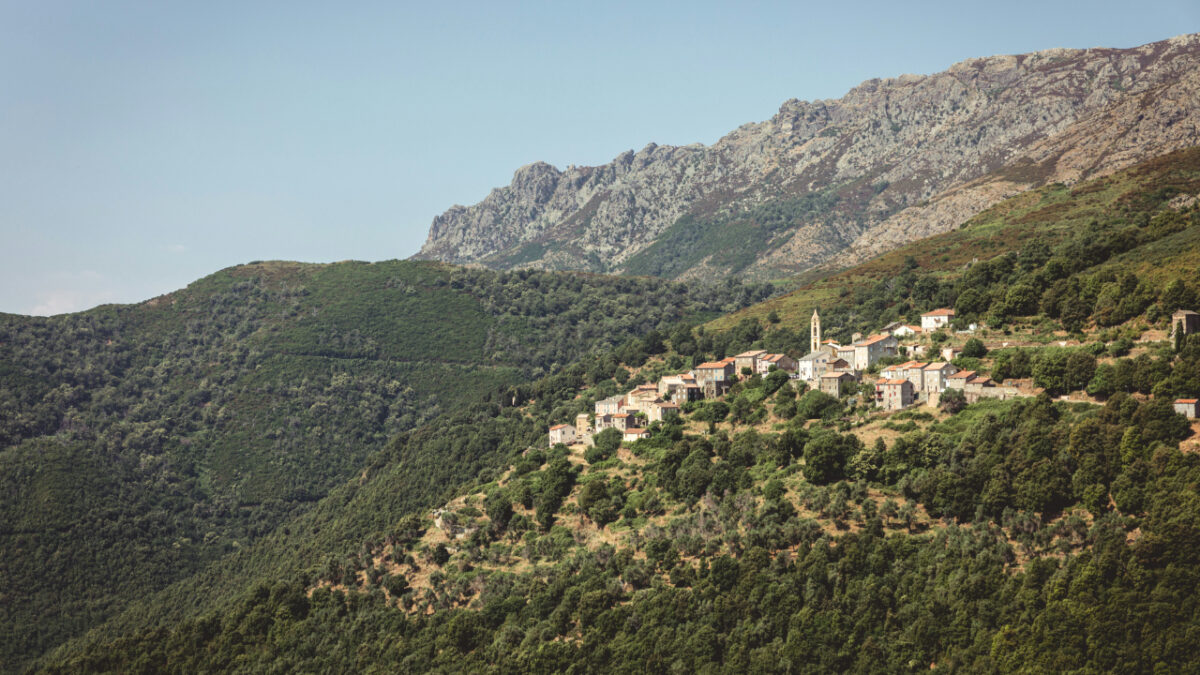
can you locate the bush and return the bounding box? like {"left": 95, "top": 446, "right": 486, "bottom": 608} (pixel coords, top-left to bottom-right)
{"left": 961, "top": 338, "right": 988, "bottom": 358}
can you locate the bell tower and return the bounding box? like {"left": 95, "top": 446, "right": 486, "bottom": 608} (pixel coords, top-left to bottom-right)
{"left": 810, "top": 309, "right": 821, "bottom": 354}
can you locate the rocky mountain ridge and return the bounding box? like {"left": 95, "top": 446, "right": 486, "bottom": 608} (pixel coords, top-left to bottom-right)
{"left": 415, "top": 33, "right": 1200, "bottom": 280}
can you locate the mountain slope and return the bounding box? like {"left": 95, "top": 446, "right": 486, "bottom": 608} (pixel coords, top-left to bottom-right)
{"left": 0, "top": 260, "right": 768, "bottom": 671}
{"left": 415, "top": 33, "right": 1200, "bottom": 280}
{"left": 32, "top": 142, "right": 1200, "bottom": 674}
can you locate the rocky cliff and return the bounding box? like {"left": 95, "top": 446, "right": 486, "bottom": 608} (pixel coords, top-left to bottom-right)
{"left": 415, "top": 34, "right": 1200, "bottom": 279}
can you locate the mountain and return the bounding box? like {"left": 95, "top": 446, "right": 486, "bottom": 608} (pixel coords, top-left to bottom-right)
{"left": 35, "top": 138, "right": 1200, "bottom": 674}
{"left": 414, "top": 33, "right": 1200, "bottom": 280}
{"left": 0, "top": 260, "right": 767, "bottom": 671}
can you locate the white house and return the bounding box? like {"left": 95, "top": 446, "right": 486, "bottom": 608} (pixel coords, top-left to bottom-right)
{"left": 623, "top": 428, "right": 650, "bottom": 442}
{"left": 891, "top": 325, "right": 922, "bottom": 338}
{"left": 797, "top": 350, "right": 831, "bottom": 381}
{"left": 921, "top": 308, "right": 955, "bottom": 332}
{"left": 548, "top": 424, "right": 576, "bottom": 446}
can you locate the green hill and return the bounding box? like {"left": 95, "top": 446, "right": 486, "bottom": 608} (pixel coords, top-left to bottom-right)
{"left": 0, "top": 260, "right": 768, "bottom": 671}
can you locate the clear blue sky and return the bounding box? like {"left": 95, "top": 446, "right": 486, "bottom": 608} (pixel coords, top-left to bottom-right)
{"left": 2, "top": 1, "right": 1197, "bottom": 315}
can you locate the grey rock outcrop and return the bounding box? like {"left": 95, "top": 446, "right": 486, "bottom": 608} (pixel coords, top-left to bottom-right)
{"left": 416, "top": 34, "right": 1200, "bottom": 278}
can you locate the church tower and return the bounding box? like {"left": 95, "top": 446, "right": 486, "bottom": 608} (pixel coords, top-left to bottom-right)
{"left": 810, "top": 309, "right": 821, "bottom": 354}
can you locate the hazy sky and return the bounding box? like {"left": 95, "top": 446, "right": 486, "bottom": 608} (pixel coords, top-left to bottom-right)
{"left": 2, "top": 1, "right": 1197, "bottom": 315}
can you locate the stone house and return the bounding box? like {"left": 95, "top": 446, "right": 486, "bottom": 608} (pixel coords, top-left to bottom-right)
{"left": 734, "top": 350, "right": 767, "bottom": 374}
{"left": 877, "top": 379, "right": 915, "bottom": 411}
{"left": 610, "top": 413, "right": 633, "bottom": 432}
{"left": 756, "top": 353, "right": 797, "bottom": 375}
{"left": 548, "top": 424, "right": 576, "bottom": 446}
{"left": 921, "top": 308, "right": 955, "bottom": 332}
{"left": 853, "top": 334, "right": 899, "bottom": 370}
{"left": 945, "top": 370, "right": 977, "bottom": 389}
{"left": 575, "top": 413, "right": 590, "bottom": 436}
{"left": 625, "top": 384, "right": 660, "bottom": 411}
{"left": 796, "top": 350, "right": 832, "bottom": 381}
{"left": 646, "top": 399, "right": 680, "bottom": 423}
{"left": 941, "top": 346, "right": 961, "bottom": 362}
{"left": 595, "top": 395, "right": 624, "bottom": 416}
{"left": 922, "top": 362, "right": 958, "bottom": 394}
{"left": 820, "top": 371, "right": 858, "bottom": 398}
{"left": 1172, "top": 310, "right": 1200, "bottom": 341}
{"left": 1174, "top": 398, "right": 1199, "bottom": 418}
{"left": 694, "top": 360, "right": 736, "bottom": 398}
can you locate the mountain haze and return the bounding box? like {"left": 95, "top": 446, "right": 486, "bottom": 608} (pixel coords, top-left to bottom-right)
{"left": 415, "top": 33, "right": 1200, "bottom": 279}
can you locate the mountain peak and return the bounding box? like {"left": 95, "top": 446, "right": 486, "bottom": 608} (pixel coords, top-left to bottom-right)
{"left": 415, "top": 34, "right": 1200, "bottom": 279}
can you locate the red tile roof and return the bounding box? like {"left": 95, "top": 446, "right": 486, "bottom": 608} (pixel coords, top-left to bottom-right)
{"left": 1176, "top": 398, "right": 1199, "bottom": 404}
{"left": 949, "top": 370, "right": 976, "bottom": 379}
{"left": 922, "top": 308, "right": 956, "bottom": 317}
{"left": 549, "top": 424, "right": 570, "bottom": 430}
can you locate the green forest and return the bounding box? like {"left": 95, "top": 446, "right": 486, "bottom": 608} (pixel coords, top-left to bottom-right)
{"left": 0, "top": 260, "right": 769, "bottom": 671}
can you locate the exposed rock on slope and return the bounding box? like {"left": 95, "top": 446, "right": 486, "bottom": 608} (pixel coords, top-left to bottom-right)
{"left": 415, "top": 34, "right": 1200, "bottom": 279}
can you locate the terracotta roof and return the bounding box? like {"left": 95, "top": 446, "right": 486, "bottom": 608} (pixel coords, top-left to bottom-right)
{"left": 948, "top": 370, "right": 976, "bottom": 379}
{"left": 821, "top": 371, "right": 853, "bottom": 379}
{"left": 695, "top": 361, "right": 730, "bottom": 369}
{"left": 856, "top": 334, "right": 895, "bottom": 346}
{"left": 549, "top": 424, "right": 570, "bottom": 430}
{"left": 922, "top": 308, "right": 955, "bottom": 317}
{"left": 720, "top": 357, "right": 737, "bottom": 364}
{"left": 735, "top": 350, "right": 767, "bottom": 357}
{"left": 657, "top": 401, "right": 679, "bottom": 408}
{"left": 878, "top": 378, "right": 910, "bottom": 386}
{"left": 924, "top": 362, "right": 953, "bottom": 370}
{"left": 624, "top": 428, "right": 647, "bottom": 434}
{"left": 1176, "top": 398, "right": 1199, "bottom": 404}
{"left": 612, "top": 413, "right": 630, "bottom": 418}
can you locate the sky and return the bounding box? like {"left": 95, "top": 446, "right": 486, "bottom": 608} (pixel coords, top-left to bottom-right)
{"left": 1, "top": 1, "right": 1197, "bottom": 315}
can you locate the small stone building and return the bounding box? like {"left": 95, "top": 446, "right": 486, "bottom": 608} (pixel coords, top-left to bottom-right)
{"left": 1173, "top": 310, "right": 1200, "bottom": 341}
{"left": 820, "top": 371, "right": 858, "bottom": 398}
{"left": 877, "top": 378, "right": 915, "bottom": 411}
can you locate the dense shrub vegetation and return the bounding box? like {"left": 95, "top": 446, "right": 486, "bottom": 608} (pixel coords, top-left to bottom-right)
{"left": 0, "top": 260, "right": 769, "bottom": 670}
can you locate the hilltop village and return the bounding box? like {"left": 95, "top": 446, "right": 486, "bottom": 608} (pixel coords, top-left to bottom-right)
{"left": 550, "top": 307, "right": 1200, "bottom": 448}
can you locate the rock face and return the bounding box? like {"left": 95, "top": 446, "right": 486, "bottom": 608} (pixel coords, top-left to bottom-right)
{"left": 415, "top": 34, "right": 1200, "bottom": 278}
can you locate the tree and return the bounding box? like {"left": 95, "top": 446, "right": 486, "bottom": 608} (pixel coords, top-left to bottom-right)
{"left": 961, "top": 338, "right": 988, "bottom": 358}
{"left": 485, "top": 490, "right": 513, "bottom": 532}
{"left": 803, "top": 431, "right": 859, "bottom": 484}
{"left": 586, "top": 428, "right": 622, "bottom": 464}
{"left": 432, "top": 544, "right": 450, "bottom": 566}
{"left": 939, "top": 388, "right": 967, "bottom": 414}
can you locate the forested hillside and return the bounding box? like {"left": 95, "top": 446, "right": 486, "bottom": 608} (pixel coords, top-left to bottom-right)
{"left": 0, "top": 260, "right": 769, "bottom": 671}
{"left": 32, "top": 147, "right": 1200, "bottom": 673}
